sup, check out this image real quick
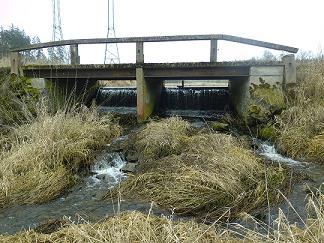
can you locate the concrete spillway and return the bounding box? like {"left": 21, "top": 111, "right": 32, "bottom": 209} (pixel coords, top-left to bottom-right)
{"left": 97, "top": 87, "right": 231, "bottom": 114}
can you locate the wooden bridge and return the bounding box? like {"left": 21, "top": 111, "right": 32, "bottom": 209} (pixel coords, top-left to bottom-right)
{"left": 10, "top": 34, "right": 298, "bottom": 121}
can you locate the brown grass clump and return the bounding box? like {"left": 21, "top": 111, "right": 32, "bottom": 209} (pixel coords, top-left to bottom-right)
{"left": 135, "top": 117, "right": 190, "bottom": 161}
{"left": 0, "top": 211, "right": 239, "bottom": 243}
{"left": 0, "top": 107, "right": 121, "bottom": 208}
{"left": 2, "top": 192, "right": 322, "bottom": 242}
{"left": 228, "top": 190, "right": 324, "bottom": 243}
{"left": 107, "top": 118, "right": 291, "bottom": 220}
{"left": 277, "top": 60, "right": 324, "bottom": 163}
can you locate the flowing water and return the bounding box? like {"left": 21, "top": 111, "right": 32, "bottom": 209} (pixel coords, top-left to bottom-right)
{"left": 255, "top": 139, "right": 324, "bottom": 226}
{"left": 96, "top": 87, "right": 231, "bottom": 119}
{"left": 0, "top": 142, "right": 167, "bottom": 234}
{"left": 0, "top": 133, "right": 322, "bottom": 235}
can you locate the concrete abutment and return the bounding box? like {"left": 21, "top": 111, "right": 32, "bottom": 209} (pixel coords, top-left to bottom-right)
{"left": 136, "top": 67, "right": 163, "bottom": 122}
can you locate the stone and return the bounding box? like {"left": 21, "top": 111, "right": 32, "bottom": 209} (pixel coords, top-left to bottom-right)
{"left": 211, "top": 122, "right": 229, "bottom": 131}
{"left": 108, "top": 135, "right": 129, "bottom": 152}
{"left": 126, "top": 152, "right": 138, "bottom": 162}
{"left": 259, "top": 124, "right": 278, "bottom": 142}
{"left": 121, "top": 163, "right": 137, "bottom": 173}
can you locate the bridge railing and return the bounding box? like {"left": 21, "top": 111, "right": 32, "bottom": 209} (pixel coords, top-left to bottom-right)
{"left": 10, "top": 34, "right": 298, "bottom": 74}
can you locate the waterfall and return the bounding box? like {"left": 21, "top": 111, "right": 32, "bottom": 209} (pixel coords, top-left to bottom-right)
{"left": 161, "top": 87, "right": 230, "bottom": 110}
{"left": 97, "top": 88, "right": 137, "bottom": 107}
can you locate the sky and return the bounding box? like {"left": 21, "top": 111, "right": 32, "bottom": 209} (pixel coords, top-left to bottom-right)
{"left": 1, "top": 0, "right": 324, "bottom": 63}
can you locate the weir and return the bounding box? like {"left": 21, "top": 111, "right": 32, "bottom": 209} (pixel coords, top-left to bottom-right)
{"left": 97, "top": 86, "right": 230, "bottom": 117}
{"left": 10, "top": 34, "right": 298, "bottom": 121}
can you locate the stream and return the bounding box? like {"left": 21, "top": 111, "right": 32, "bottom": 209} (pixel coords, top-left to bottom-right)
{"left": 255, "top": 139, "right": 324, "bottom": 227}
{"left": 0, "top": 133, "right": 322, "bottom": 235}
{"left": 0, "top": 140, "right": 167, "bottom": 235}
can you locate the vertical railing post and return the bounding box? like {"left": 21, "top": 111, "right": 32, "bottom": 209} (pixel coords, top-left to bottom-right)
{"left": 282, "top": 54, "right": 296, "bottom": 87}
{"left": 10, "top": 52, "right": 21, "bottom": 75}
{"left": 136, "top": 42, "right": 144, "bottom": 65}
{"left": 210, "top": 39, "right": 218, "bottom": 62}
{"left": 70, "top": 44, "right": 80, "bottom": 65}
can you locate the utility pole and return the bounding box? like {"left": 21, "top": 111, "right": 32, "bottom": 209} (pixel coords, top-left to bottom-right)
{"left": 104, "top": 0, "right": 120, "bottom": 64}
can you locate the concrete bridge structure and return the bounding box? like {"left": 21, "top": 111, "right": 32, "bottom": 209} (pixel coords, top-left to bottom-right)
{"left": 10, "top": 34, "right": 298, "bottom": 121}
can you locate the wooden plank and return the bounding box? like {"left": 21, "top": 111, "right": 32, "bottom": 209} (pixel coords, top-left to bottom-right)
{"left": 11, "top": 34, "right": 299, "bottom": 53}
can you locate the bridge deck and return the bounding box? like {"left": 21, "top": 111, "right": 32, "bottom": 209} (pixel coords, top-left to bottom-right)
{"left": 23, "top": 61, "right": 283, "bottom": 80}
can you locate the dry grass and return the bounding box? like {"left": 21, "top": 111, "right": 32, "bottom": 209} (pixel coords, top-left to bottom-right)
{"left": 0, "top": 211, "right": 239, "bottom": 243}
{"left": 0, "top": 57, "right": 10, "bottom": 67}
{"left": 251, "top": 84, "right": 286, "bottom": 110}
{"left": 228, "top": 190, "right": 324, "bottom": 243}
{"left": 1, "top": 192, "right": 322, "bottom": 242}
{"left": 135, "top": 117, "right": 191, "bottom": 161}
{"left": 107, "top": 118, "right": 291, "bottom": 220}
{"left": 0, "top": 106, "right": 121, "bottom": 208}
{"left": 277, "top": 60, "right": 324, "bottom": 163}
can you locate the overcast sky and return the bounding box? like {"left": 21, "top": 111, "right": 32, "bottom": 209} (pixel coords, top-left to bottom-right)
{"left": 1, "top": 0, "right": 324, "bottom": 63}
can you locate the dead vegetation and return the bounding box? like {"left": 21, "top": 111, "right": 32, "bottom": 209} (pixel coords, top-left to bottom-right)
{"left": 1, "top": 191, "right": 323, "bottom": 243}
{"left": 135, "top": 117, "right": 191, "bottom": 161}
{"left": 277, "top": 60, "right": 324, "bottom": 163}
{"left": 0, "top": 211, "right": 239, "bottom": 243}
{"left": 106, "top": 117, "right": 292, "bottom": 221}
{"left": 0, "top": 106, "right": 121, "bottom": 208}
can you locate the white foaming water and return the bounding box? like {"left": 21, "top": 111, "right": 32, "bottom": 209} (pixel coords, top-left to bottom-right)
{"left": 258, "top": 141, "right": 303, "bottom": 165}
{"left": 89, "top": 152, "right": 127, "bottom": 187}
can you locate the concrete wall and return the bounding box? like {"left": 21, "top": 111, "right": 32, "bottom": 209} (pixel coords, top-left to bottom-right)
{"left": 229, "top": 55, "right": 296, "bottom": 117}
{"left": 249, "top": 66, "right": 284, "bottom": 87}
{"left": 136, "top": 68, "right": 163, "bottom": 121}
{"left": 228, "top": 77, "right": 250, "bottom": 117}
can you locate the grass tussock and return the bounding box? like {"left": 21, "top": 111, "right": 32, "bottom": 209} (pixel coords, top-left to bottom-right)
{"left": 0, "top": 107, "right": 121, "bottom": 208}
{"left": 2, "top": 192, "right": 323, "bottom": 242}
{"left": 277, "top": 61, "right": 324, "bottom": 163}
{"left": 108, "top": 118, "right": 291, "bottom": 220}
{"left": 135, "top": 117, "right": 190, "bottom": 161}
{"left": 0, "top": 211, "right": 239, "bottom": 243}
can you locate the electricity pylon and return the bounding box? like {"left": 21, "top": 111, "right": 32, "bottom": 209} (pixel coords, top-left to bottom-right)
{"left": 104, "top": 0, "right": 120, "bottom": 64}
{"left": 50, "top": 0, "right": 69, "bottom": 63}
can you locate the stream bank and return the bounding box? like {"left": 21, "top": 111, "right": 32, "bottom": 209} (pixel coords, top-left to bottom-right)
{"left": 0, "top": 119, "right": 322, "bottom": 235}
